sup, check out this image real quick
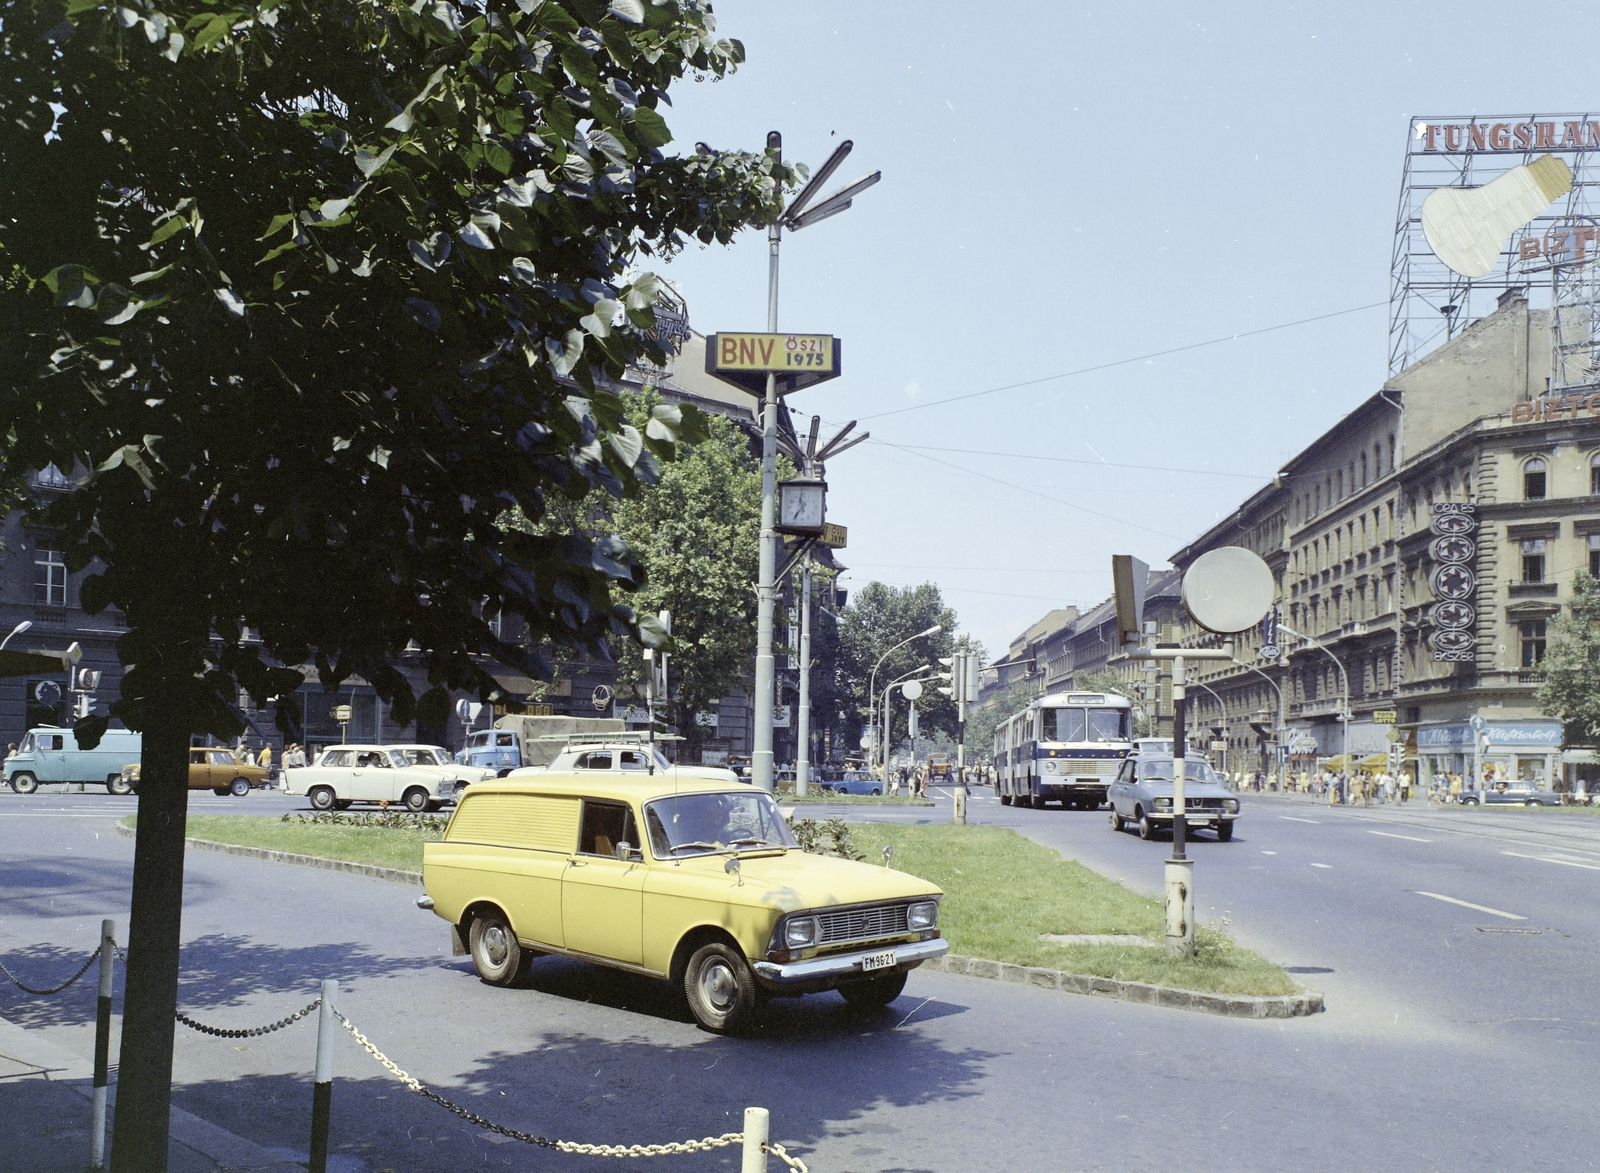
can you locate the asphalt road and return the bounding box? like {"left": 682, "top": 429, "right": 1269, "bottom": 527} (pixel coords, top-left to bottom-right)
{"left": 2, "top": 785, "right": 1597, "bottom": 1173}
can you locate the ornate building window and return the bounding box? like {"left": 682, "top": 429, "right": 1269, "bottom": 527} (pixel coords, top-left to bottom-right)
{"left": 34, "top": 547, "right": 66, "bottom": 607}
{"left": 1523, "top": 457, "right": 1547, "bottom": 500}
{"left": 1520, "top": 619, "right": 1547, "bottom": 668}
{"left": 1521, "top": 539, "right": 1546, "bottom": 583}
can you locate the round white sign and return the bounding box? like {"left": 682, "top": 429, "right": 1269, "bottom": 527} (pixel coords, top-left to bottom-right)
{"left": 1181, "top": 547, "right": 1275, "bottom": 635}
{"left": 900, "top": 680, "right": 924, "bottom": 701}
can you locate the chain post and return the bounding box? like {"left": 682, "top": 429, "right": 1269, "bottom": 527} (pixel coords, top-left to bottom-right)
{"left": 310, "top": 978, "right": 338, "bottom": 1173}
{"left": 741, "top": 1107, "right": 769, "bottom": 1173}
{"left": 90, "top": 919, "right": 114, "bottom": 1170}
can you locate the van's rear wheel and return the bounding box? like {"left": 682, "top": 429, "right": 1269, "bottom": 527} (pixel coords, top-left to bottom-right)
{"left": 106, "top": 774, "right": 132, "bottom": 796}
{"left": 469, "top": 908, "right": 528, "bottom": 987}
{"left": 308, "top": 786, "right": 335, "bottom": 811}
{"left": 684, "top": 942, "right": 762, "bottom": 1034}
{"left": 10, "top": 772, "right": 37, "bottom": 794}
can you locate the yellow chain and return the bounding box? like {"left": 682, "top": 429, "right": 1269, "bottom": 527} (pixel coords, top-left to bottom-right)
{"left": 334, "top": 1013, "right": 807, "bottom": 1168}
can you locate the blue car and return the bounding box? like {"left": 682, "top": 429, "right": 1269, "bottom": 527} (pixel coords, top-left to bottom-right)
{"left": 825, "top": 771, "right": 882, "bottom": 796}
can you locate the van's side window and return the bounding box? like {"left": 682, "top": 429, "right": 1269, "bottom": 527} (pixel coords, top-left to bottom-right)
{"left": 41, "top": 735, "right": 63, "bottom": 751}
{"left": 578, "top": 801, "right": 636, "bottom": 857}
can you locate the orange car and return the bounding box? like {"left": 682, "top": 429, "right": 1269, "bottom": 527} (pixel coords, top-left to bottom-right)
{"left": 121, "top": 747, "right": 271, "bottom": 797}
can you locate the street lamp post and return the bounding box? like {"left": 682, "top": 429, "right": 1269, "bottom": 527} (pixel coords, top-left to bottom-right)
{"left": 750, "top": 134, "right": 881, "bottom": 793}
{"left": 881, "top": 665, "right": 932, "bottom": 788}
{"left": 0, "top": 620, "right": 33, "bottom": 651}
{"left": 1278, "top": 624, "right": 1350, "bottom": 775}
{"left": 868, "top": 625, "right": 941, "bottom": 780}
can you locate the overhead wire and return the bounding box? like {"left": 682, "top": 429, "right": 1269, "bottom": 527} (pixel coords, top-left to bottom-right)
{"left": 859, "top": 300, "right": 1387, "bottom": 421}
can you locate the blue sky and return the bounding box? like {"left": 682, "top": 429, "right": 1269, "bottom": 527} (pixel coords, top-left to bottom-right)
{"left": 650, "top": 1, "right": 1593, "bottom": 659}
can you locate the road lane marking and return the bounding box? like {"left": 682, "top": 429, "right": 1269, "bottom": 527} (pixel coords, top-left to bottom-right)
{"left": 1501, "top": 850, "right": 1600, "bottom": 871}
{"left": 1279, "top": 816, "right": 1320, "bottom": 824}
{"left": 1370, "top": 830, "right": 1432, "bottom": 843}
{"left": 1261, "top": 850, "right": 1277, "bottom": 855}
{"left": 1309, "top": 863, "right": 1332, "bottom": 869}
{"left": 1413, "top": 891, "right": 1527, "bottom": 920}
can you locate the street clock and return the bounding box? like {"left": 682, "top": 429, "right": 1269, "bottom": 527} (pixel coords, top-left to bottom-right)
{"left": 776, "top": 478, "right": 826, "bottom": 535}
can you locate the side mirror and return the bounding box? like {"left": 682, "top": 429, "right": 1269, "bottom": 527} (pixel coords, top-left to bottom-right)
{"left": 614, "top": 841, "right": 641, "bottom": 862}
{"left": 724, "top": 855, "right": 742, "bottom": 885}
{"left": 882, "top": 844, "right": 893, "bottom": 867}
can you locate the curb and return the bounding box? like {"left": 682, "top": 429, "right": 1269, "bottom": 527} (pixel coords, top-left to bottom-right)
{"left": 923, "top": 953, "right": 1324, "bottom": 1019}
{"left": 114, "top": 823, "right": 422, "bottom": 885}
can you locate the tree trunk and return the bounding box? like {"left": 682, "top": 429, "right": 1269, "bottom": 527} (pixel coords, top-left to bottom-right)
{"left": 110, "top": 718, "right": 190, "bottom": 1172}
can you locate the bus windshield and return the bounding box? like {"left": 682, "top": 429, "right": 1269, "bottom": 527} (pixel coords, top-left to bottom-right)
{"left": 1042, "top": 707, "right": 1129, "bottom": 744}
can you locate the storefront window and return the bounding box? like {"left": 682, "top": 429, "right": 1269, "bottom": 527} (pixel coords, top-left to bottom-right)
{"left": 1516, "top": 756, "right": 1548, "bottom": 785}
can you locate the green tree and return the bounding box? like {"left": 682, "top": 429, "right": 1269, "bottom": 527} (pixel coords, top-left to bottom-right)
{"left": 1072, "top": 668, "right": 1154, "bottom": 737}
{"left": 1538, "top": 571, "right": 1600, "bottom": 748}
{"left": 0, "top": 2, "right": 792, "bottom": 1165}
{"left": 837, "top": 582, "right": 958, "bottom": 753}
{"left": 962, "top": 676, "right": 1036, "bottom": 761}
{"left": 609, "top": 397, "right": 761, "bottom": 755}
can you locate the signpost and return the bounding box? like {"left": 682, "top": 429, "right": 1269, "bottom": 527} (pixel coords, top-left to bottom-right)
{"left": 717, "top": 132, "right": 879, "bottom": 793}
{"left": 819, "top": 522, "right": 848, "bottom": 549}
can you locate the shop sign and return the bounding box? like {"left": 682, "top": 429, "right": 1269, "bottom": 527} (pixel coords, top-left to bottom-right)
{"left": 1417, "top": 724, "right": 1473, "bottom": 748}
{"left": 1417, "top": 119, "right": 1600, "bottom": 154}
{"left": 1511, "top": 393, "right": 1600, "bottom": 424}
{"left": 1482, "top": 722, "right": 1563, "bottom": 746}
{"left": 1373, "top": 710, "right": 1398, "bottom": 724}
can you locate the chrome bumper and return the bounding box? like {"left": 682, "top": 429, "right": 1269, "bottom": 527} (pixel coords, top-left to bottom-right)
{"left": 753, "top": 937, "right": 949, "bottom": 986}
{"left": 1149, "top": 810, "right": 1239, "bottom": 822}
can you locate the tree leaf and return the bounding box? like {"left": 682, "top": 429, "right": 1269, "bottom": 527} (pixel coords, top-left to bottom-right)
{"left": 607, "top": 0, "right": 645, "bottom": 24}
{"left": 354, "top": 144, "right": 396, "bottom": 178}
{"left": 630, "top": 105, "right": 671, "bottom": 148}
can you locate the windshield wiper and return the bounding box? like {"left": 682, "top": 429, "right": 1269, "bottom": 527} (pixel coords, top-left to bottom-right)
{"left": 727, "top": 837, "right": 786, "bottom": 849}
{"left": 669, "top": 841, "right": 722, "bottom": 855}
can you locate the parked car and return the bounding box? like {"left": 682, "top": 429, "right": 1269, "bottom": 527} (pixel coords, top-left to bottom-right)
{"left": 1460, "top": 780, "right": 1562, "bottom": 807}
{"left": 511, "top": 742, "right": 742, "bottom": 787}
{"left": 121, "top": 746, "right": 271, "bottom": 797}
{"left": 1108, "top": 754, "right": 1241, "bottom": 841}
{"left": 6, "top": 726, "right": 144, "bottom": 795}
{"left": 387, "top": 744, "right": 496, "bottom": 797}
{"left": 419, "top": 774, "right": 948, "bottom": 1032}
{"left": 285, "top": 744, "right": 482, "bottom": 811}
{"left": 825, "top": 771, "right": 882, "bottom": 796}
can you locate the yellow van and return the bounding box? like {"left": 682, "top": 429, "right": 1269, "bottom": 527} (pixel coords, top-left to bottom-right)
{"left": 419, "top": 775, "right": 947, "bottom": 1032}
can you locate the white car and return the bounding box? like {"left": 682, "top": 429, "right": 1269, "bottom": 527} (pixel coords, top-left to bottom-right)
{"left": 286, "top": 745, "right": 494, "bottom": 812}
{"left": 507, "top": 742, "right": 743, "bottom": 786}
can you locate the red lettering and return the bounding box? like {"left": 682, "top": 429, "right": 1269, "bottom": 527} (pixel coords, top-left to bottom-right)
{"left": 1444, "top": 124, "right": 1463, "bottom": 150}
{"left": 1588, "top": 393, "right": 1600, "bottom": 415}
{"left": 758, "top": 338, "right": 775, "bottom": 365}
{"left": 1549, "top": 229, "right": 1570, "bottom": 258}
{"left": 1425, "top": 124, "right": 1440, "bottom": 151}
{"left": 1564, "top": 121, "right": 1585, "bottom": 148}
{"left": 1469, "top": 124, "right": 1487, "bottom": 151}
{"left": 1577, "top": 226, "right": 1597, "bottom": 262}
{"left": 1490, "top": 123, "right": 1510, "bottom": 150}
{"left": 1515, "top": 123, "right": 1535, "bottom": 149}
{"left": 1519, "top": 238, "right": 1542, "bottom": 260}
{"left": 1513, "top": 402, "right": 1534, "bottom": 423}
{"left": 720, "top": 336, "right": 738, "bottom": 365}
{"left": 1590, "top": 123, "right": 1600, "bottom": 147}
{"left": 738, "top": 338, "right": 756, "bottom": 365}
{"left": 1537, "top": 122, "right": 1556, "bottom": 147}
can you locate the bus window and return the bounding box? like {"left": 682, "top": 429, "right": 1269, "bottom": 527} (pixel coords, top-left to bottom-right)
{"left": 1087, "top": 709, "right": 1130, "bottom": 743}
{"left": 1042, "top": 708, "right": 1087, "bottom": 743}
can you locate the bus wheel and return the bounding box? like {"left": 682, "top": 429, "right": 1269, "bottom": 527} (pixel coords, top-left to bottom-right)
{"left": 999, "top": 794, "right": 1012, "bottom": 806}
{"left": 1030, "top": 794, "right": 1047, "bottom": 810}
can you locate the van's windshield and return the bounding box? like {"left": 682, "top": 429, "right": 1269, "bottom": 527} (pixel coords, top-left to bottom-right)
{"left": 16, "top": 733, "right": 32, "bottom": 753}
{"left": 642, "top": 792, "right": 796, "bottom": 858}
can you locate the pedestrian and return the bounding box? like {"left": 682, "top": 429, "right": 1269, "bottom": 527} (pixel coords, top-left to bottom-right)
{"left": 1449, "top": 773, "right": 1463, "bottom": 804}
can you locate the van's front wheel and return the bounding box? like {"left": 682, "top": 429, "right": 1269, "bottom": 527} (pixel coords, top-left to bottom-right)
{"left": 10, "top": 772, "right": 37, "bottom": 794}
{"left": 106, "top": 774, "right": 133, "bottom": 796}
{"left": 684, "top": 942, "right": 762, "bottom": 1034}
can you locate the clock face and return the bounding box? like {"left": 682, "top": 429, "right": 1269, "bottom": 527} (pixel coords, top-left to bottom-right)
{"left": 781, "top": 484, "right": 824, "bottom": 528}
{"left": 1430, "top": 535, "right": 1476, "bottom": 564}
{"left": 1431, "top": 563, "right": 1477, "bottom": 600}
{"left": 1431, "top": 600, "right": 1476, "bottom": 630}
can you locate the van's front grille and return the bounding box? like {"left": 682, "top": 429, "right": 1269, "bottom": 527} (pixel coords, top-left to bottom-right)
{"left": 816, "top": 904, "right": 909, "bottom": 946}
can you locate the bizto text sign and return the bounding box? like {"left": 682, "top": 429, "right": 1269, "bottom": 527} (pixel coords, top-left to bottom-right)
{"left": 714, "top": 333, "right": 834, "bottom": 371}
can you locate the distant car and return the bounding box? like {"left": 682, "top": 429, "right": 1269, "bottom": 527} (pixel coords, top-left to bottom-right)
{"left": 121, "top": 747, "right": 271, "bottom": 797}
{"left": 1108, "top": 754, "right": 1240, "bottom": 841}
{"left": 825, "top": 771, "right": 882, "bottom": 796}
{"left": 510, "top": 743, "right": 743, "bottom": 787}
{"left": 286, "top": 745, "right": 487, "bottom": 812}
{"left": 1459, "top": 781, "right": 1562, "bottom": 807}
{"left": 388, "top": 745, "right": 495, "bottom": 797}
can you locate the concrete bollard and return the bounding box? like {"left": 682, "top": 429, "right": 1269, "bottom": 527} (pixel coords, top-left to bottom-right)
{"left": 309, "top": 979, "right": 338, "bottom": 1173}
{"left": 90, "top": 918, "right": 114, "bottom": 1170}
{"left": 952, "top": 786, "right": 967, "bottom": 826}
{"left": 741, "top": 1106, "right": 769, "bottom": 1173}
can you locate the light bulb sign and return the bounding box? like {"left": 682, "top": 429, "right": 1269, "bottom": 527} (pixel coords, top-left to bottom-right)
{"left": 705, "top": 332, "right": 842, "bottom": 396}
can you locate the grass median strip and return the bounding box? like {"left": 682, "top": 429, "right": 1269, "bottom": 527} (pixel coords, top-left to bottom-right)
{"left": 126, "top": 812, "right": 1296, "bottom": 997}
{"left": 121, "top": 813, "right": 442, "bottom": 872}
{"left": 844, "top": 823, "right": 1298, "bottom": 997}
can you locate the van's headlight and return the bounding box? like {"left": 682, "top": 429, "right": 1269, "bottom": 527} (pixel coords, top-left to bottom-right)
{"left": 1224, "top": 799, "right": 1240, "bottom": 812}
{"left": 907, "top": 901, "right": 938, "bottom": 930}
{"left": 784, "top": 917, "right": 818, "bottom": 948}
{"left": 1154, "top": 797, "right": 1172, "bottom": 811}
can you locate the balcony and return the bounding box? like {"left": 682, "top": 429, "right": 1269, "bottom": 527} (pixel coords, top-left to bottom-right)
{"left": 1517, "top": 671, "right": 1547, "bottom": 685}
{"left": 27, "top": 465, "right": 74, "bottom": 492}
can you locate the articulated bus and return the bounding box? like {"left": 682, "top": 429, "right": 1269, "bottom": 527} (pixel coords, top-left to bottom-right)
{"left": 993, "top": 692, "right": 1133, "bottom": 810}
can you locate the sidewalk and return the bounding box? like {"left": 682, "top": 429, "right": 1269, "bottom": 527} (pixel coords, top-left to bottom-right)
{"left": 0, "top": 1013, "right": 303, "bottom": 1173}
